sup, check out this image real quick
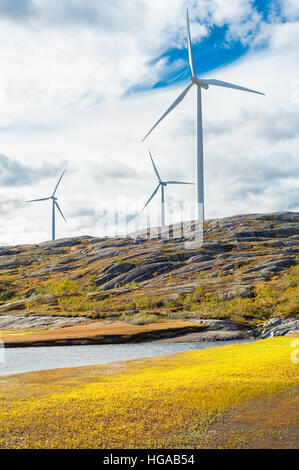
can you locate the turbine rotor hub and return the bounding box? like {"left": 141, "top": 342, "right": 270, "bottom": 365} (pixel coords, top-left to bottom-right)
{"left": 190, "top": 76, "right": 209, "bottom": 89}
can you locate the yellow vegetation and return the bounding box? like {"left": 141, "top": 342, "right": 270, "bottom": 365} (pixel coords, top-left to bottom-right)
{"left": 0, "top": 336, "right": 298, "bottom": 448}
{"left": 166, "top": 266, "right": 299, "bottom": 321}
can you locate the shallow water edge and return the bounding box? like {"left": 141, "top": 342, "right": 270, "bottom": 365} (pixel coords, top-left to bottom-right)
{"left": 0, "top": 339, "right": 253, "bottom": 377}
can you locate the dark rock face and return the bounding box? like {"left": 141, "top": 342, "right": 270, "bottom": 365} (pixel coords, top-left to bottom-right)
{"left": 171, "top": 318, "right": 260, "bottom": 341}
{"left": 243, "top": 257, "right": 298, "bottom": 275}
{"left": 0, "top": 260, "right": 19, "bottom": 269}
{"left": 174, "top": 260, "right": 217, "bottom": 276}
{"left": 0, "top": 258, "right": 33, "bottom": 269}
{"left": 230, "top": 227, "right": 297, "bottom": 239}
{"left": 262, "top": 317, "right": 299, "bottom": 338}
{"left": 101, "top": 262, "right": 180, "bottom": 289}
{"left": 198, "top": 319, "right": 242, "bottom": 331}
{"left": 0, "top": 248, "right": 22, "bottom": 256}
{"left": 30, "top": 264, "right": 79, "bottom": 277}
{"left": 187, "top": 254, "right": 215, "bottom": 263}
{"left": 201, "top": 242, "right": 236, "bottom": 252}
{"left": 100, "top": 262, "right": 135, "bottom": 275}
{"left": 95, "top": 262, "right": 135, "bottom": 287}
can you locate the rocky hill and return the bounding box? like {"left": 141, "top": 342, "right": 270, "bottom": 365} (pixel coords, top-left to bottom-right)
{"left": 0, "top": 211, "right": 298, "bottom": 340}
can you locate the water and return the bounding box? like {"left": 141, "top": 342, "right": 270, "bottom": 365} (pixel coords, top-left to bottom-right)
{"left": 0, "top": 340, "right": 252, "bottom": 377}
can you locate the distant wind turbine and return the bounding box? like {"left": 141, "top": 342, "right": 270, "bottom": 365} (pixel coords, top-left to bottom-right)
{"left": 139, "top": 149, "right": 193, "bottom": 226}
{"left": 27, "top": 169, "right": 67, "bottom": 241}
{"left": 142, "top": 7, "right": 265, "bottom": 221}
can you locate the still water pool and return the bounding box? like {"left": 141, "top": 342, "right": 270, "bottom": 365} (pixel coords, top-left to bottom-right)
{"left": 0, "top": 340, "right": 252, "bottom": 376}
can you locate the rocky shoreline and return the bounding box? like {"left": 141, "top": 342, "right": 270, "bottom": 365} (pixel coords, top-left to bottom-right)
{"left": 261, "top": 316, "right": 299, "bottom": 338}
{"left": 156, "top": 317, "right": 298, "bottom": 342}
{"left": 0, "top": 314, "right": 297, "bottom": 347}
{"left": 1, "top": 324, "right": 207, "bottom": 348}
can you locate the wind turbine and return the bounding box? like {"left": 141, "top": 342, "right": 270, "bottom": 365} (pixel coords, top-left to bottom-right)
{"left": 140, "top": 149, "right": 193, "bottom": 226}
{"left": 142, "top": 7, "right": 265, "bottom": 221}
{"left": 27, "top": 169, "right": 67, "bottom": 241}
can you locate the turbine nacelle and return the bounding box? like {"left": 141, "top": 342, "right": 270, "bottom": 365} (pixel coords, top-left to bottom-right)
{"left": 190, "top": 77, "right": 209, "bottom": 89}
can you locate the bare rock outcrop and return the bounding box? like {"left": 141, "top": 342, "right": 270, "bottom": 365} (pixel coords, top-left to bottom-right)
{"left": 261, "top": 317, "right": 299, "bottom": 338}
{"left": 0, "top": 211, "right": 297, "bottom": 340}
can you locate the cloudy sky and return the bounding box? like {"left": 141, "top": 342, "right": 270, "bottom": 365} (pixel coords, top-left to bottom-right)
{"left": 0, "top": 0, "right": 298, "bottom": 244}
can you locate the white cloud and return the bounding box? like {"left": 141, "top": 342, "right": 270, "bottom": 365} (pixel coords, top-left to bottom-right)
{"left": 282, "top": 0, "right": 299, "bottom": 20}
{"left": 0, "top": 0, "right": 298, "bottom": 244}
{"left": 210, "top": 0, "right": 253, "bottom": 26}
{"left": 269, "top": 20, "right": 299, "bottom": 48}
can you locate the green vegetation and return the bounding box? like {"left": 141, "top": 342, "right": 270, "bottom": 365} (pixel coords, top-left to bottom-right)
{"left": 164, "top": 266, "right": 299, "bottom": 322}
{"left": 1, "top": 263, "right": 296, "bottom": 323}
{"left": 119, "top": 312, "right": 160, "bottom": 325}
{"left": 38, "top": 279, "right": 82, "bottom": 297}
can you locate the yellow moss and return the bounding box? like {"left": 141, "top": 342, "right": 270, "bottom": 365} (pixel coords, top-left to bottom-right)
{"left": 0, "top": 336, "right": 298, "bottom": 449}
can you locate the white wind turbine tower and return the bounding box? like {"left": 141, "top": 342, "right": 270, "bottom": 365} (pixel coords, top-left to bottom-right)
{"left": 140, "top": 149, "right": 193, "bottom": 226}
{"left": 142, "top": 7, "right": 265, "bottom": 221}
{"left": 27, "top": 169, "right": 67, "bottom": 241}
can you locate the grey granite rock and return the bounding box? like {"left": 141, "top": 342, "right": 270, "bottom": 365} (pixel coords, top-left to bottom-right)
{"left": 221, "top": 284, "right": 254, "bottom": 300}
{"left": 101, "top": 261, "right": 180, "bottom": 289}
{"left": 30, "top": 264, "right": 79, "bottom": 277}
{"left": 243, "top": 257, "right": 297, "bottom": 275}
{"left": 37, "top": 238, "right": 84, "bottom": 248}
{"left": 262, "top": 317, "right": 299, "bottom": 338}
{"left": 100, "top": 261, "right": 135, "bottom": 275}
{"left": 0, "top": 314, "right": 90, "bottom": 329}
{"left": 187, "top": 254, "right": 214, "bottom": 263}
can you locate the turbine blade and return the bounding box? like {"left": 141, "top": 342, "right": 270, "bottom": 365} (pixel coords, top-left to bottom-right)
{"left": 142, "top": 83, "right": 193, "bottom": 142}
{"left": 187, "top": 7, "right": 196, "bottom": 77}
{"left": 165, "top": 181, "right": 194, "bottom": 185}
{"left": 202, "top": 79, "right": 265, "bottom": 95}
{"left": 148, "top": 149, "right": 161, "bottom": 182}
{"left": 52, "top": 169, "right": 66, "bottom": 197}
{"left": 54, "top": 201, "right": 67, "bottom": 222}
{"left": 26, "top": 197, "right": 51, "bottom": 202}
{"left": 139, "top": 184, "right": 160, "bottom": 215}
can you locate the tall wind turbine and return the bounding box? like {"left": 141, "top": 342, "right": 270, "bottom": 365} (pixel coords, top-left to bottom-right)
{"left": 27, "top": 169, "right": 67, "bottom": 241}
{"left": 142, "top": 7, "right": 265, "bottom": 221}
{"left": 140, "top": 149, "right": 193, "bottom": 226}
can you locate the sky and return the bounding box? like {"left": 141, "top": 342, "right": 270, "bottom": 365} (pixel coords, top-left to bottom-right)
{"left": 0, "top": 0, "right": 298, "bottom": 244}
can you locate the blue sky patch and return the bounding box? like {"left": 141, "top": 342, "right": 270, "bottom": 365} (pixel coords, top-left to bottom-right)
{"left": 253, "top": 0, "right": 284, "bottom": 22}
{"left": 153, "top": 25, "right": 249, "bottom": 88}
{"left": 142, "top": 0, "right": 283, "bottom": 92}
